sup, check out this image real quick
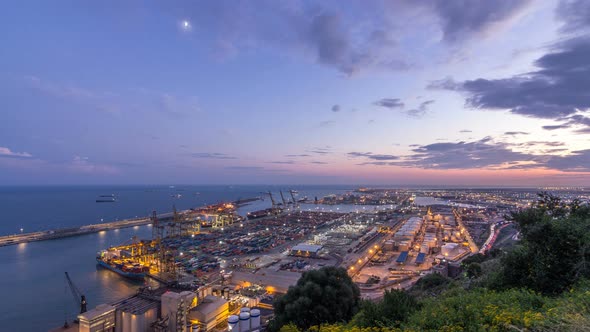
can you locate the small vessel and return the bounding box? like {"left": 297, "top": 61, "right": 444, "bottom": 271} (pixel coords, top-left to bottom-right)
{"left": 171, "top": 193, "right": 182, "bottom": 198}
{"left": 96, "top": 197, "right": 116, "bottom": 203}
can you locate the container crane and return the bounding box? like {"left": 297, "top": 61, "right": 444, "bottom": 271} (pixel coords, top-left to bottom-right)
{"left": 279, "top": 190, "right": 288, "bottom": 206}
{"left": 289, "top": 190, "right": 298, "bottom": 204}
{"left": 65, "top": 272, "right": 87, "bottom": 315}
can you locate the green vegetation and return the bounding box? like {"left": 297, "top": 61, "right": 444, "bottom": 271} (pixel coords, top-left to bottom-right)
{"left": 273, "top": 193, "right": 590, "bottom": 331}
{"left": 270, "top": 266, "right": 360, "bottom": 331}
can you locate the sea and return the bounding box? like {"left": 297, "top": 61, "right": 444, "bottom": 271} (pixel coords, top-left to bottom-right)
{"left": 0, "top": 185, "right": 356, "bottom": 331}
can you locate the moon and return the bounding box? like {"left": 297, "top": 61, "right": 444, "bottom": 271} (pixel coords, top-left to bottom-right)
{"left": 181, "top": 20, "right": 191, "bottom": 31}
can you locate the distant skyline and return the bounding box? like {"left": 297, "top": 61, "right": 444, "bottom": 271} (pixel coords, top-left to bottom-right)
{"left": 1, "top": 0, "right": 589, "bottom": 186}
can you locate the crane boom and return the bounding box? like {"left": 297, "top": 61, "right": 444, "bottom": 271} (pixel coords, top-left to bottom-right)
{"left": 65, "top": 272, "right": 87, "bottom": 314}
{"left": 289, "top": 190, "right": 297, "bottom": 204}
{"left": 279, "top": 191, "right": 287, "bottom": 206}
{"left": 267, "top": 191, "right": 277, "bottom": 208}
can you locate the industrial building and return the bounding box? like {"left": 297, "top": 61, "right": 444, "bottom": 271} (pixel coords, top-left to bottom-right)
{"left": 289, "top": 243, "right": 323, "bottom": 257}
{"left": 78, "top": 304, "right": 116, "bottom": 332}
{"left": 188, "top": 295, "right": 229, "bottom": 331}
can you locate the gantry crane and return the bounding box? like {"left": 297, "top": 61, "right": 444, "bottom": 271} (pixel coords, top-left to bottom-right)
{"left": 65, "top": 272, "right": 87, "bottom": 315}
{"left": 279, "top": 190, "right": 288, "bottom": 206}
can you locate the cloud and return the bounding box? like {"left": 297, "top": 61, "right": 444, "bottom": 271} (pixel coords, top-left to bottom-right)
{"left": 267, "top": 161, "right": 296, "bottom": 165}
{"left": 166, "top": 2, "right": 411, "bottom": 75}
{"left": 191, "top": 152, "right": 236, "bottom": 159}
{"left": 354, "top": 136, "right": 590, "bottom": 173}
{"left": 348, "top": 152, "right": 398, "bottom": 161}
{"left": 318, "top": 120, "right": 335, "bottom": 127}
{"left": 307, "top": 147, "right": 332, "bottom": 155}
{"left": 0, "top": 147, "right": 32, "bottom": 158}
{"left": 374, "top": 98, "right": 404, "bottom": 109}
{"left": 331, "top": 104, "right": 341, "bottom": 112}
{"left": 425, "top": 0, "right": 534, "bottom": 43}
{"left": 542, "top": 124, "right": 570, "bottom": 130}
{"left": 285, "top": 154, "right": 311, "bottom": 158}
{"left": 504, "top": 131, "right": 529, "bottom": 135}
{"left": 395, "top": 137, "right": 541, "bottom": 169}
{"left": 459, "top": 129, "right": 473, "bottom": 133}
{"left": 429, "top": 1, "right": 590, "bottom": 133}
{"left": 546, "top": 149, "right": 590, "bottom": 171}
{"left": 406, "top": 100, "right": 435, "bottom": 118}
{"left": 224, "top": 166, "right": 264, "bottom": 170}
{"left": 556, "top": 0, "right": 590, "bottom": 33}
{"left": 310, "top": 161, "right": 328, "bottom": 165}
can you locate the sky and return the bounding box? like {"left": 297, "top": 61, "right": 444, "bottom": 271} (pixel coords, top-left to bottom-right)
{"left": 1, "top": 0, "right": 589, "bottom": 186}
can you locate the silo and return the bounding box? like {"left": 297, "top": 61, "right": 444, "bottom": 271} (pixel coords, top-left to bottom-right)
{"left": 228, "top": 315, "right": 240, "bottom": 332}
{"left": 250, "top": 309, "right": 261, "bottom": 330}
{"left": 240, "top": 307, "right": 251, "bottom": 313}
{"left": 239, "top": 312, "right": 250, "bottom": 332}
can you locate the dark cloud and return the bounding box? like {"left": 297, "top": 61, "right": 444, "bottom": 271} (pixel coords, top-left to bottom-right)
{"left": 406, "top": 100, "right": 435, "bottom": 118}
{"left": 504, "top": 131, "right": 529, "bottom": 135}
{"left": 310, "top": 161, "right": 328, "bottom": 165}
{"left": 429, "top": 1, "right": 590, "bottom": 133}
{"left": 398, "top": 137, "right": 539, "bottom": 169}
{"left": 191, "top": 152, "right": 236, "bottom": 160}
{"left": 542, "top": 124, "right": 571, "bottom": 130}
{"left": 307, "top": 147, "right": 332, "bottom": 155}
{"left": 374, "top": 98, "right": 404, "bottom": 109}
{"left": 521, "top": 141, "right": 565, "bottom": 147}
{"left": 428, "top": 0, "right": 533, "bottom": 43}
{"left": 331, "top": 104, "right": 341, "bottom": 112}
{"left": 556, "top": 0, "right": 590, "bottom": 32}
{"left": 546, "top": 149, "right": 590, "bottom": 171}
{"left": 166, "top": 2, "right": 411, "bottom": 75}
{"left": 348, "top": 152, "right": 398, "bottom": 161}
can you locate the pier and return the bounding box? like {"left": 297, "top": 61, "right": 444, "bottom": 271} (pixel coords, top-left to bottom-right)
{"left": 0, "top": 197, "right": 261, "bottom": 247}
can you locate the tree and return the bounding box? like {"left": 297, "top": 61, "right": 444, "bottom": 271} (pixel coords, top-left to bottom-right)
{"left": 351, "top": 289, "right": 419, "bottom": 328}
{"left": 270, "top": 266, "right": 360, "bottom": 331}
{"left": 493, "top": 193, "right": 590, "bottom": 294}
{"left": 465, "top": 263, "right": 482, "bottom": 279}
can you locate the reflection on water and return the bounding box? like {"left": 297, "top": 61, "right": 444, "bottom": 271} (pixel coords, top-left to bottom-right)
{"left": 0, "top": 226, "right": 153, "bottom": 331}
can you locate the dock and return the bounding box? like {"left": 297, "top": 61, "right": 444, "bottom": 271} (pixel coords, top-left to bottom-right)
{"left": 0, "top": 197, "right": 260, "bottom": 248}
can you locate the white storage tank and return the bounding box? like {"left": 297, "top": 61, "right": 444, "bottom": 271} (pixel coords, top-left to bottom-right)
{"left": 239, "top": 312, "right": 250, "bottom": 332}
{"left": 240, "top": 307, "right": 251, "bottom": 313}
{"left": 250, "top": 309, "right": 261, "bottom": 330}
{"left": 229, "top": 315, "right": 240, "bottom": 332}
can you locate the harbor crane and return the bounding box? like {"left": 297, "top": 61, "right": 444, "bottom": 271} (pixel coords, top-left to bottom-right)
{"left": 279, "top": 190, "right": 288, "bottom": 206}
{"left": 65, "top": 272, "right": 87, "bottom": 315}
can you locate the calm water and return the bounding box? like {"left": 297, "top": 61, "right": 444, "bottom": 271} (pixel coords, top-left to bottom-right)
{"left": 0, "top": 185, "right": 353, "bottom": 331}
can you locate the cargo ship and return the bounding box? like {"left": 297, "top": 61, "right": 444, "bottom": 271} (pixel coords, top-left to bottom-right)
{"left": 96, "top": 195, "right": 116, "bottom": 203}
{"left": 247, "top": 209, "right": 270, "bottom": 220}
{"left": 96, "top": 250, "right": 147, "bottom": 280}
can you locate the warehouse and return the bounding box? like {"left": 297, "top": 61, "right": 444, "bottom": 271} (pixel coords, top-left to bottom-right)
{"left": 290, "top": 243, "right": 323, "bottom": 257}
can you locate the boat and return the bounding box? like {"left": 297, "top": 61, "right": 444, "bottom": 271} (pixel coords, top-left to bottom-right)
{"left": 96, "top": 197, "right": 116, "bottom": 203}
{"left": 297, "top": 196, "right": 308, "bottom": 203}
{"left": 96, "top": 251, "right": 146, "bottom": 280}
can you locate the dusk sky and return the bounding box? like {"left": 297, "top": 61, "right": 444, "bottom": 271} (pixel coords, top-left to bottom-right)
{"left": 1, "top": 0, "right": 589, "bottom": 186}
